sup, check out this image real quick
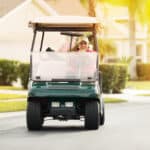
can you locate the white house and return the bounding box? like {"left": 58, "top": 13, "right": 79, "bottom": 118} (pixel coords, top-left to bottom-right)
{"left": 96, "top": 4, "right": 148, "bottom": 63}
{"left": 0, "top": 0, "right": 149, "bottom": 79}
{"left": 46, "top": 0, "right": 148, "bottom": 64}
{"left": 0, "top": 0, "right": 58, "bottom": 62}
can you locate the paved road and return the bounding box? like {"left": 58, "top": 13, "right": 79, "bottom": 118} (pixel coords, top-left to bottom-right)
{"left": 0, "top": 102, "right": 150, "bottom": 150}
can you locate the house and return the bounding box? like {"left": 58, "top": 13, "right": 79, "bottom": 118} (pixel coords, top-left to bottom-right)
{"left": 45, "top": 0, "right": 87, "bottom": 16}
{"left": 96, "top": 4, "right": 149, "bottom": 78}
{"left": 0, "top": 0, "right": 149, "bottom": 77}
{"left": 0, "top": 0, "right": 58, "bottom": 62}
{"left": 96, "top": 4, "right": 148, "bottom": 63}
{"left": 45, "top": 0, "right": 149, "bottom": 63}
{"left": 0, "top": 0, "right": 23, "bottom": 17}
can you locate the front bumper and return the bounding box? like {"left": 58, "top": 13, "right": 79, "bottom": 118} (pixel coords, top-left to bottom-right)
{"left": 28, "top": 81, "right": 100, "bottom": 100}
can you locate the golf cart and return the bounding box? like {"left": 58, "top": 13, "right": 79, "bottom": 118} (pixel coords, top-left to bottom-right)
{"left": 27, "top": 16, "right": 105, "bottom": 130}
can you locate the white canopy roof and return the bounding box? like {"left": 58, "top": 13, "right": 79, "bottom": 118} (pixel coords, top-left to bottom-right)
{"left": 29, "top": 16, "right": 100, "bottom": 27}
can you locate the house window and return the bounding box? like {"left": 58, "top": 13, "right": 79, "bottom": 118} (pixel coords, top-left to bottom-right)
{"left": 136, "top": 44, "right": 142, "bottom": 56}
{"left": 136, "top": 44, "right": 142, "bottom": 63}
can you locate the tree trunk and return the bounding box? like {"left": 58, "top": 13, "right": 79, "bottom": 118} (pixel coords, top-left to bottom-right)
{"left": 88, "top": 0, "right": 96, "bottom": 17}
{"left": 128, "top": 1, "right": 137, "bottom": 79}
{"left": 147, "top": 24, "right": 150, "bottom": 62}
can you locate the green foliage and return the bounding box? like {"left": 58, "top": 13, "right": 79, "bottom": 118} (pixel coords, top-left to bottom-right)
{"left": 118, "top": 56, "right": 133, "bottom": 64}
{"left": 101, "top": 0, "right": 130, "bottom": 6}
{"left": 98, "top": 38, "right": 117, "bottom": 61}
{"left": 104, "top": 97, "right": 127, "bottom": 103}
{"left": 137, "top": 63, "right": 150, "bottom": 80}
{"left": 0, "top": 59, "right": 19, "bottom": 85}
{"left": 0, "top": 94, "right": 26, "bottom": 100}
{"left": 117, "top": 56, "right": 132, "bottom": 80}
{"left": 100, "top": 64, "right": 128, "bottom": 93}
{"left": 19, "top": 63, "right": 30, "bottom": 89}
{"left": 80, "top": 0, "right": 88, "bottom": 8}
{"left": 113, "top": 64, "right": 128, "bottom": 93}
{"left": 0, "top": 59, "right": 30, "bottom": 89}
{"left": 100, "top": 64, "right": 118, "bottom": 93}
{"left": 126, "top": 81, "right": 150, "bottom": 90}
{"left": 0, "top": 101, "right": 26, "bottom": 112}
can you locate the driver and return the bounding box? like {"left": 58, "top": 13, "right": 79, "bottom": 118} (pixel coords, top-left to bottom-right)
{"left": 78, "top": 37, "right": 94, "bottom": 52}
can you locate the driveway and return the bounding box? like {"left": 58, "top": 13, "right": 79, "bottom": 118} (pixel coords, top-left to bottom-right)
{"left": 0, "top": 101, "right": 150, "bottom": 150}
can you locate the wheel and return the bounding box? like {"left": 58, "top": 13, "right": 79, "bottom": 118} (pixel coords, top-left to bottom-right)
{"left": 100, "top": 103, "right": 105, "bottom": 125}
{"left": 26, "top": 102, "right": 43, "bottom": 130}
{"left": 85, "top": 101, "right": 99, "bottom": 130}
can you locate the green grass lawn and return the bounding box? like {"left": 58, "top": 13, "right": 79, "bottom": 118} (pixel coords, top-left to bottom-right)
{"left": 137, "top": 94, "right": 150, "bottom": 96}
{"left": 126, "top": 81, "right": 150, "bottom": 90}
{"left": 104, "top": 98, "right": 127, "bottom": 103}
{"left": 0, "top": 101, "right": 27, "bottom": 112}
{"left": 0, "top": 94, "right": 27, "bottom": 100}
{"left": 0, "top": 86, "right": 24, "bottom": 91}
{"left": 0, "top": 97, "right": 126, "bottom": 113}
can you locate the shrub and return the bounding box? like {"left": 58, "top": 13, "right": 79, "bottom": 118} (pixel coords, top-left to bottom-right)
{"left": 19, "top": 63, "right": 30, "bottom": 89}
{"left": 98, "top": 38, "right": 117, "bottom": 62}
{"left": 113, "top": 64, "right": 128, "bottom": 93}
{"left": 0, "top": 59, "right": 19, "bottom": 85}
{"left": 137, "top": 63, "right": 150, "bottom": 80}
{"left": 99, "top": 64, "right": 119, "bottom": 93}
{"left": 99, "top": 64, "right": 128, "bottom": 93}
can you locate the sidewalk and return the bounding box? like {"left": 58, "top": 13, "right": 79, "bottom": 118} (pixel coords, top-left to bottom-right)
{"left": 0, "top": 89, "right": 27, "bottom": 95}
{"left": 103, "top": 88, "right": 150, "bottom": 103}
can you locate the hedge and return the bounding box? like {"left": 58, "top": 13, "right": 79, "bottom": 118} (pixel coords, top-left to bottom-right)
{"left": 113, "top": 64, "right": 128, "bottom": 93}
{"left": 99, "top": 64, "right": 118, "bottom": 93}
{"left": 18, "top": 63, "right": 30, "bottom": 89}
{"left": 0, "top": 59, "right": 30, "bottom": 89}
{"left": 0, "top": 58, "right": 128, "bottom": 92}
{"left": 137, "top": 63, "right": 150, "bottom": 80}
{"left": 0, "top": 59, "right": 19, "bottom": 85}
{"left": 100, "top": 64, "right": 128, "bottom": 93}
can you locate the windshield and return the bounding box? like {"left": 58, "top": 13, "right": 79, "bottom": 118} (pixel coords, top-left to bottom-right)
{"left": 32, "top": 31, "right": 95, "bottom": 52}
{"left": 32, "top": 52, "right": 97, "bottom": 81}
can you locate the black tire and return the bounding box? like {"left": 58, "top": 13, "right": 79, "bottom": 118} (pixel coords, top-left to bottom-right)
{"left": 100, "top": 103, "right": 105, "bottom": 125}
{"left": 85, "top": 101, "right": 99, "bottom": 130}
{"left": 26, "top": 102, "right": 43, "bottom": 130}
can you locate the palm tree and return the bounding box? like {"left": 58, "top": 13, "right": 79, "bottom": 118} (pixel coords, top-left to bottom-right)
{"left": 98, "top": 39, "right": 117, "bottom": 61}
{"left": 140, "top": 0, "right": 150, "bottom": 62}
{"left": 102, "top": 0, "right": 149, "bottom": 78}
{"left": 80, "top": 0, "right": 117, "bottom": 61}
{"left": 88, "top": 0, "right": 97, "bottom": 17}
{"left": 80, "top": 0, "right": 97, "bottom": 17}
{"left": 96, "top": 0, "right": 137, "bottom": 79}
{"left": 81, "top": 0, "right": 149, "bottom": 79}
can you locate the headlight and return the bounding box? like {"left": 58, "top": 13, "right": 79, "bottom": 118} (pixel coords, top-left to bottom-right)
{"left": 65, "top": 102, "right": 73, "bottom": 107}
{"left": 51, "top": 102, "right": 60, "bottom": 107}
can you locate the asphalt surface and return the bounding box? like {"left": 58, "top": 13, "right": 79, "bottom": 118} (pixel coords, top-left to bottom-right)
{"left": 0, "top": 102, "right": 150, "bottom": 150}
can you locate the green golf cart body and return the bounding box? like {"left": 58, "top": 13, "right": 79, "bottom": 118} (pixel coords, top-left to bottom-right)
{"left": 26, "top": 16, "right": 105, "bottom": 130}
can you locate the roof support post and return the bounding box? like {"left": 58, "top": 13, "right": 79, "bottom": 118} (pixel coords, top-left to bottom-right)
{"left": 30, "top": 30, "right": 37, "bottom": 52}
{"left": 40, "top": 31, "right": 45, "bottom": 52}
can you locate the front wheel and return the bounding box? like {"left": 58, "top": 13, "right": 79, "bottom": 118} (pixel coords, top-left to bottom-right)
{"left": 85, "top": 101, "right": 99, "bottom": 130}
{"left": 100, "top": 103, "right": 105, "bottom": 125}
{"left": 26, "top": 102, "right": 43, "bottom": 130}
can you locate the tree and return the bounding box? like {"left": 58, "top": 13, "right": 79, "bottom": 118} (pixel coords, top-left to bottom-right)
{"left": 101, "top": 0, "right": 150, "bottom": 79}
{"left": 80, "top": 0, "right": 97, "bottom": 17}
{"left": 81, "top": 0, "right": 149, "bottom": 79}
{"left": 98, "top": 39, "right": 117, "bottom": 61}
{"left": 80, "top": 0, "right": 115, "bottom": 60}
